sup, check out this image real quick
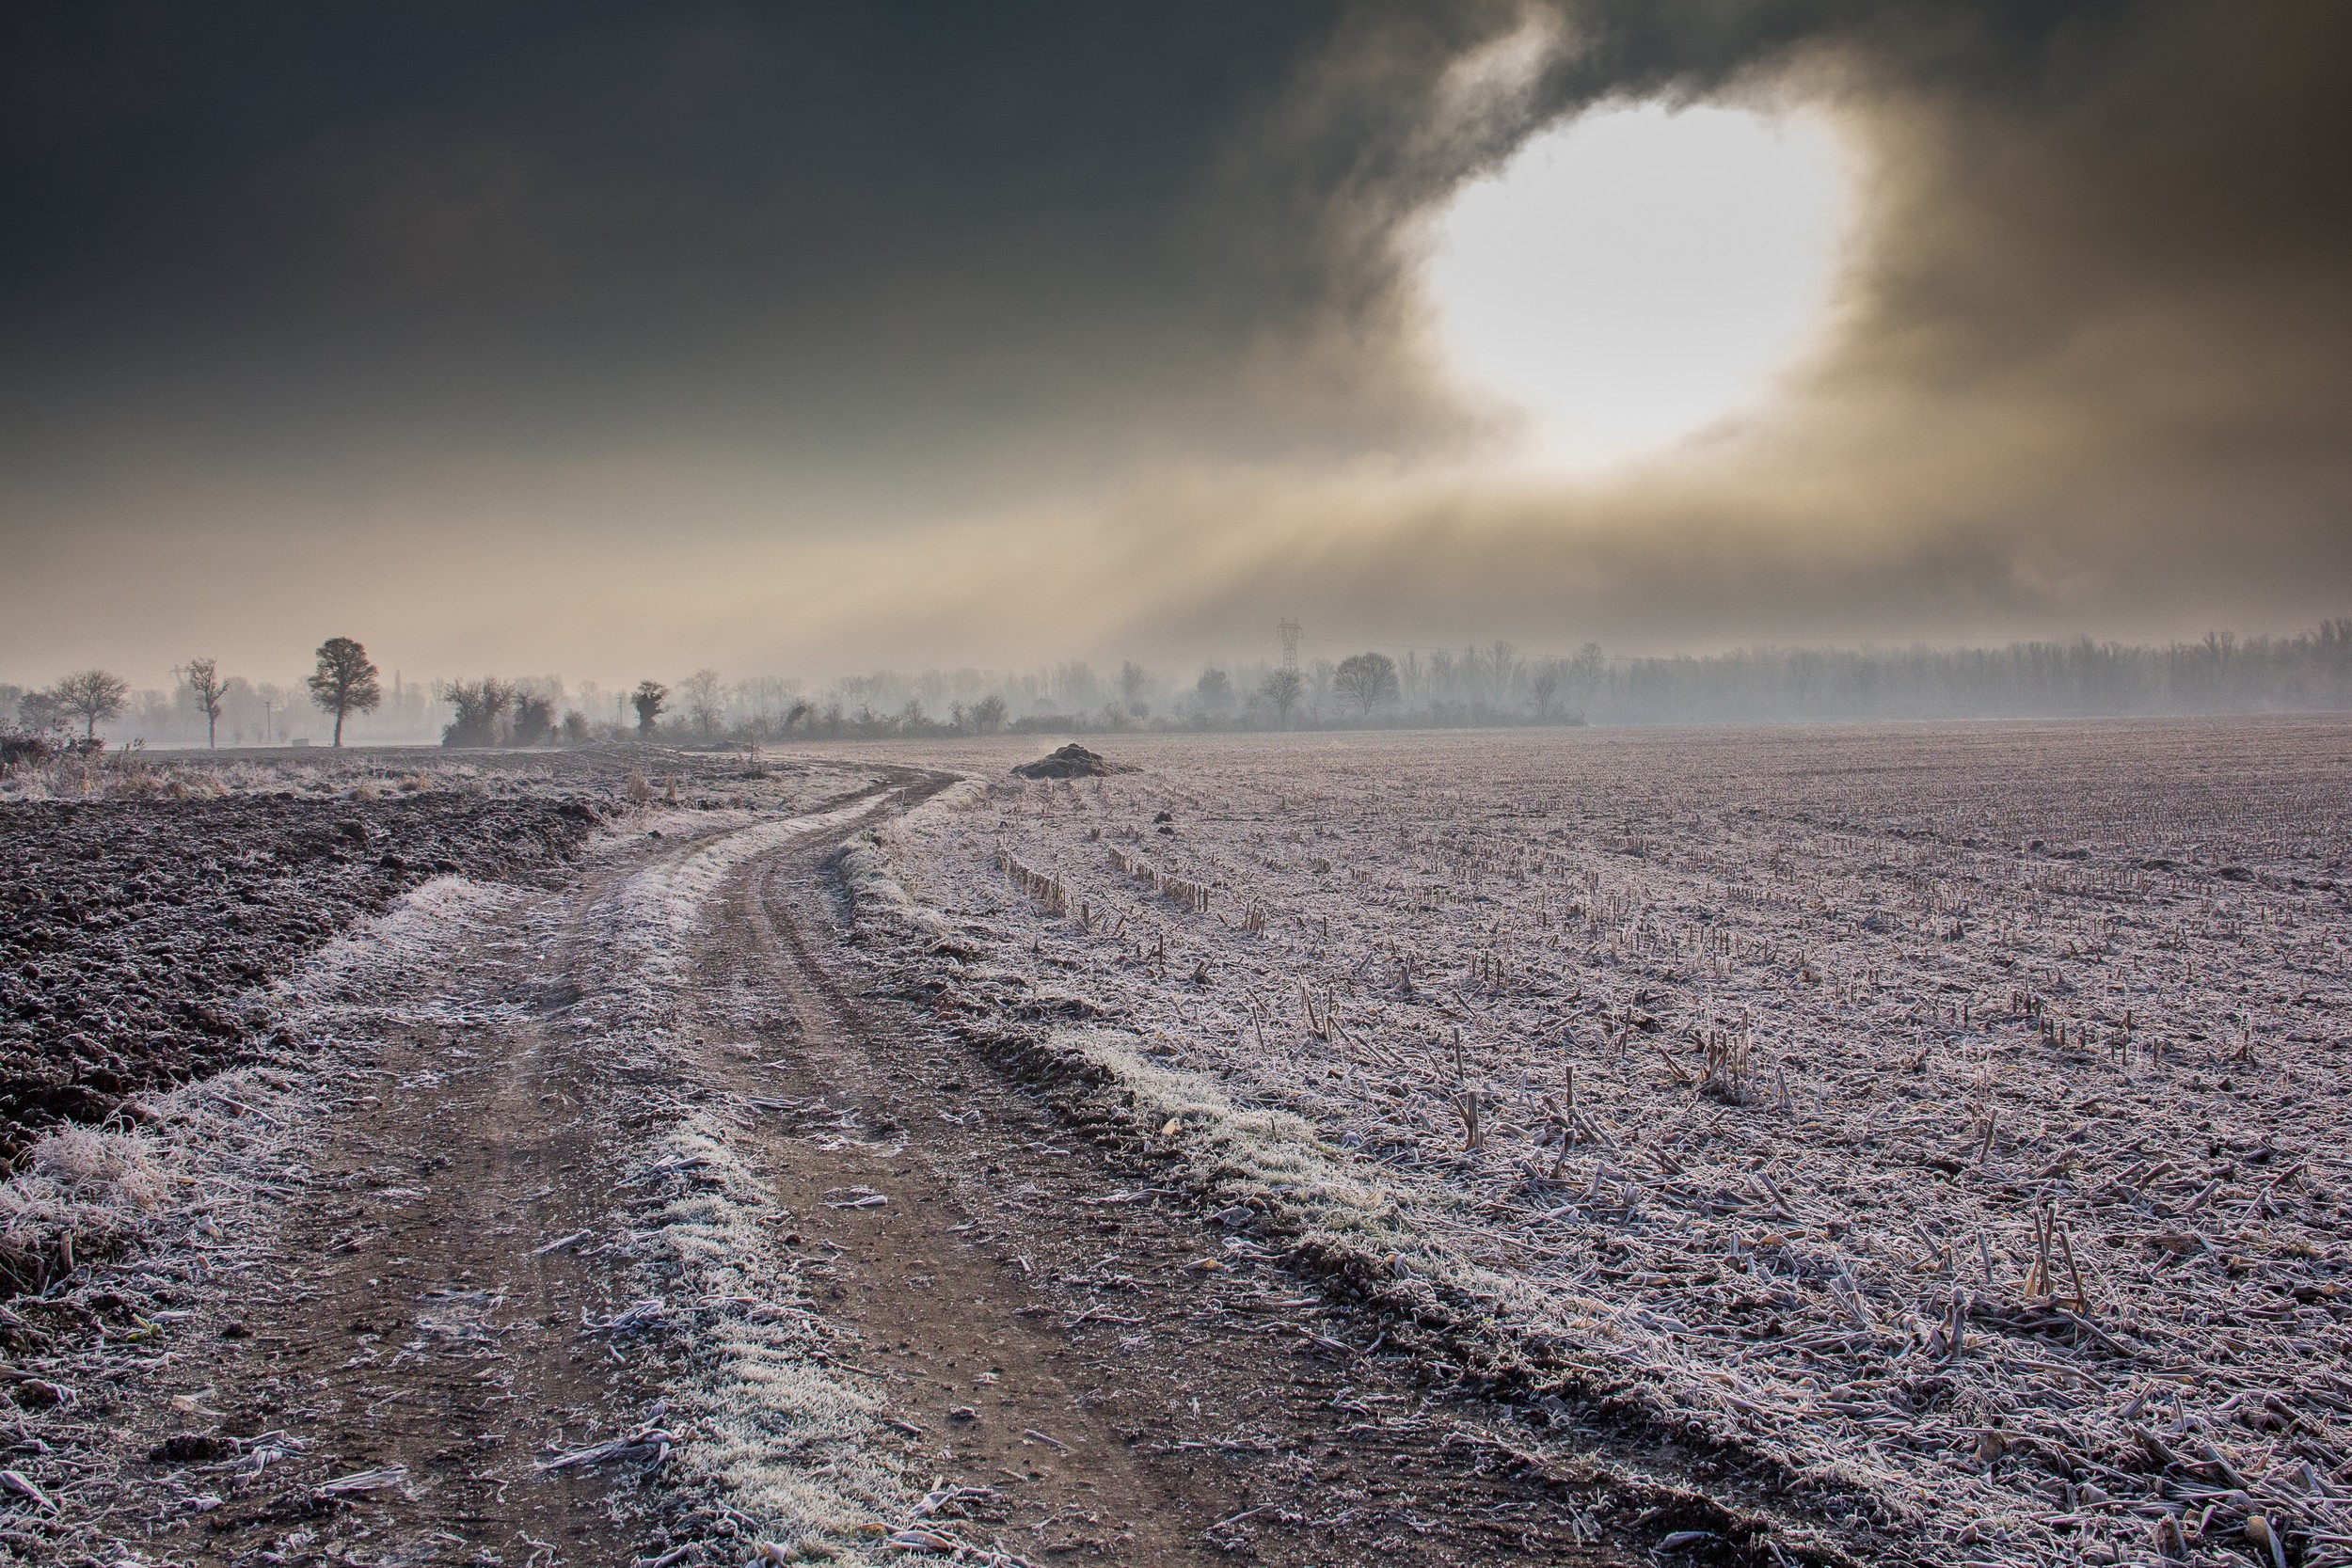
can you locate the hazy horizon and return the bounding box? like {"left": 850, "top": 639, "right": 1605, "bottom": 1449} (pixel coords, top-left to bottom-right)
{"left": 14, "top": 617, "right": 2352, "bottom": 752}
{"left": 7, "top": 3, "right": 2350, "bottom": 680}
{"left": 9, "top": 618, "right": 2352, "bottom": 716}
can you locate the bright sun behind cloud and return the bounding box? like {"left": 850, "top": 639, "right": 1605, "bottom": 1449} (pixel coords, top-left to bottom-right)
{"left": 1428, "top": 100, "right": 1854, "bottom": 473}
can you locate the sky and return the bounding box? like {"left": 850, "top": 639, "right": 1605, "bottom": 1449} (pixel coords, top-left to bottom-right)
{"left": 3, "top": 1, "right": 2349, "bottom": 689}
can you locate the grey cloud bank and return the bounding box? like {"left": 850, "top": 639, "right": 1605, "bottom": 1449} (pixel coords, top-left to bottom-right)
{"left": 3, "top": 2, "right": 2347, "bottom": 682}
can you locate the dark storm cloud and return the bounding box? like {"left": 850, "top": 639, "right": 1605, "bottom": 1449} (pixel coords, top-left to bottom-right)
{"left": 2, "top": 1, "right": 2348, "bottom": 675}
{"left": 0, "top": 2, "right": 1486, "bottom": 481}
{"left": 0, "top": 2, "right": 2135, "bottom": 472}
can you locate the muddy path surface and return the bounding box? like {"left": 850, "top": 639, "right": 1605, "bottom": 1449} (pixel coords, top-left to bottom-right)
{"left": 684, "top": 839, "right": 1645, "bottom": 1567}
{"left": 35, "top": 763, "right": 1682, "bottom": 1567}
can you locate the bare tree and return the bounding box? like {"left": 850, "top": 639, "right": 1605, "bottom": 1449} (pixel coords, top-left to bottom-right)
{"left": 970, "top": 694, "right": 1008, "bottom": 734}
{"left": 1261, "top": 667, "right": 1303, "bottom": 726}
{"left": 54, "top": 670, "right": 131, "bottom": 741}
{"left": 632, "top": 680, "right": 668, "bottom": 736}
{"left": 1568, "top": 641, "right": 1607, "bottom": 712}
{"left": 680, "top": 668, "right": 724, "bottom": 735}
{"left": 181, "top": 657, "right": 230, "bottom": 748}
{"left": 1119, "top": 660, "right": 1151, "bottom": 717}
{"left": 738, "top": 674, "right": 793, "bottom": 735}
{"left": 1194, "top": 667, "right": 1233, "bottom": 713}
{"left": 307, "top": 637, "right": 381, "bottom": 748}
{"left": 1529, "top": 657, "right": 1565, "bottom": 721}
{"left": 1487, "top": 640, "right": 1519, "bottom": 705}
{"left": 1333, "top": 652, "right": 1399, "bottom": 717}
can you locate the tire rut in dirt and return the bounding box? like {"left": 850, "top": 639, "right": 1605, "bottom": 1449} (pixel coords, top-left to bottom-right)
{"left": 690, "top": 836, "right": 1640, "bottom": 1564}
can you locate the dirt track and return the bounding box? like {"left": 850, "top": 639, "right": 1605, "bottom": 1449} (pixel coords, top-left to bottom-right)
{"left": 16, "top": 764, "right": 1728, "bottom": 1566}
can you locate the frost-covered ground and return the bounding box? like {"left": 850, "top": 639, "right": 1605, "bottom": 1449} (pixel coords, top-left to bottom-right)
{"left": 871, "top": 721, "right": 2352, "bottom": 1566}
{"left": 0, "top": 760, "right": 923, "bottom": 1567}
{"left": 0, "top": 746, "right": 865, "bottom": 1272}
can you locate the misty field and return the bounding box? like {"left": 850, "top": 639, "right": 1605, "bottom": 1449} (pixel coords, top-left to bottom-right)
{"left": 881, "top": 720, "right": 2352, "bottom": 1564}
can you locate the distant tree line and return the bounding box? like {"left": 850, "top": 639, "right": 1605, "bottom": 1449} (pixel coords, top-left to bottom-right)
{"left": 8, "top": 622, "right": 2352, "bottom": 752}
{"left": 608, "top": 621, "right": 2352, "bottom": 738}
{"left": 1587, "top": 623, "right": 2352, "bottom": 724}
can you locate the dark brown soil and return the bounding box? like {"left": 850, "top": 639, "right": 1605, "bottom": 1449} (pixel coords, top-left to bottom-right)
{"left": 0, "top": 791, "right": 599, "bottom": 1171}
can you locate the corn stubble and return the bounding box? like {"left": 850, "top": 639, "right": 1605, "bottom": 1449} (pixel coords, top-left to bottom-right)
{"left": 896, "top": 720, "right": 2352, "bottom": 1566}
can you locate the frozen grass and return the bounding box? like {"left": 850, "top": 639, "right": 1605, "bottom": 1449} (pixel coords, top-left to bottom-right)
{"left": 854, "top": 721, "right": 2352, "bottom": 1567}
{"left": 20, "top": 1125, "right": 169, "bottom": 1211}
{"left": 0, "top": 751, "right": 453, "bottom": 803}
{"left": 0, "top": 1066, "right": 326, "bottom": 1286}
{"left": 0, "top": 1117, "right": 174, "bottom": 1290}
{"left": 621, "top": 1114, "right": 905, "bottom": 1562}
{"left": 834, "top": 779, "right": 983, "bottom": 927}
{"left": 0, "top": 1048, "right": 358, "bottom": 1563}
{"left": 0, "top": 870, "right": 514, "bottom": 1291}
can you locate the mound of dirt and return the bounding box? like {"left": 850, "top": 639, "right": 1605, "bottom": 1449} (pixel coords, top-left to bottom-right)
{"left": 1010, "top": 743, "right": 1133, "bottom": 780}
{"left": 0, "top": 792, "right": 599, "bottom": 1166}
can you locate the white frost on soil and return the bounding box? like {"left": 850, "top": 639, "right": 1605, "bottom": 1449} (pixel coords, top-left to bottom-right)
{"left": 1, "top": 876, "right": 513, "bottom": 1291}
{"left": 7, "top": 774, "right": 921, "bottom": 1564}
{"left": 578, "top": 798, "right": 917, "bottom": 1557}
{"left": 843, "top": 723, "right": 2352, "bottom": 1566}
{"left": 605, "top": 799, "right": 886, "bottom": 982}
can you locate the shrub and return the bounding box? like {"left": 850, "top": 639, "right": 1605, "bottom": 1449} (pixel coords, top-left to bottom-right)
{"left": 438, "top": 678, "right": 514, "bottom": 747}
{"left": 512, "top": 692, "right": 555, "bottom": 746}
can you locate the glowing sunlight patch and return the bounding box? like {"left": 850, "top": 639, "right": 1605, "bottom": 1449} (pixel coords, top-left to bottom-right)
{"left": 1429, "top": 100, "right": 1853, "bottom": 472}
